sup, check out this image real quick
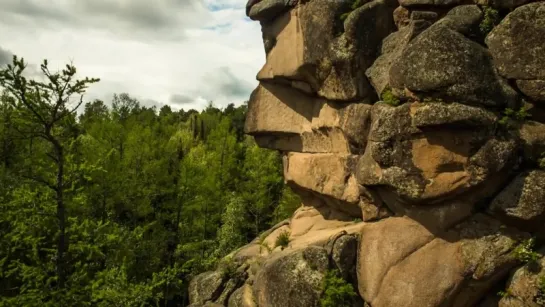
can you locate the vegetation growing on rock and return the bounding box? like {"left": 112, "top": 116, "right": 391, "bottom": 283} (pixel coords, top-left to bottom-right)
{"left": 320, "top": 270, "right": 357, "bottom": 307}
{"left": 479, "top": 6, "right": 500, "bottom": 36}
{"left": 275, "top": 230, "right": 291, "bottom": 250}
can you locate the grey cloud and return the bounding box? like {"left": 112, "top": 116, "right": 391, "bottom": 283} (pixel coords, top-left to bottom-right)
{"left": 142, "top": 98, "right": 167, "bottom": 109}
{"left": 0, "top": 46, "right": 14, "bottom": 66}
{"left": 205, "top": 66, "right": 254, "bottom": 98}
{"left": 169, "top": 94, "right": 195, "bottom": 105}
{"left": 0, "top": 0, "right": 210, "bottom": 40}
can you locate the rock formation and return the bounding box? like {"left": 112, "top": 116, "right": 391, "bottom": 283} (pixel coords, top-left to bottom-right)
{"left": 189, "top": 0, "right": 545, "bottom": 306}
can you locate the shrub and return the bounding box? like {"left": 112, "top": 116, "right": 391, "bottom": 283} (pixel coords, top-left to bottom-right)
{"left": 320, "top": 270, "right": 357, "bottom": 307}
{"left": 218, "top": 256, "right": 238, "bottom": 280}
{"left": 381, "top": 88, "right": 400, "bottom": 106}
{"left": 480, "top": 6, "right": 500, "bottom": 35}
{"left": 275, "top": 230, "right": 291, "bottom": 250}
{"left": 499, "top": 106, "right": 531, "bottom": 127}
{"left": 512, "top": 238, "right": 540, "bottom": 264}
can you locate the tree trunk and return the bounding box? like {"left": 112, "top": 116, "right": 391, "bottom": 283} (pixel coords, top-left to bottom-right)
{"left": 52, "top": 138, "right": 66, "bottom": 289}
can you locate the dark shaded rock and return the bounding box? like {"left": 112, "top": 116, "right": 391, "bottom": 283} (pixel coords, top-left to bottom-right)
{"left": 517, "top": 80, "right": 545, "bottom": 102}
{"left": 486, "top": 2, "right": 545, "bottom": 80}
{"left": 331, "top": 234, "right": 359, "bottom": 281}
{"left": 399, "top": 0, "right": 461, "bottom": 7}
{"left": 410, "top": 10, "right": 439, "bottom": 21}
{"left": 411, "top": 102, "right": 497, "bottom": 128}
{"left": 436, "top": 5, "right": 483, "bottom": 34}
{"left": 390, "top": 23, "right": 519, "bottom": 108}
{"left": 499, "top": 248, "right": 545, "bottom": 307}
{"left": 489, "top": 170, "right": 545, "bottom": 232}
{"left": 248, "top": 0, "right": 296, "bottom": 22}
{"left": 475, "top": 0, "right": 535, "bottom": 9}
{"left": 366, "top": 18, "right": 430, "bottom": 95}
{"left": 518, "top": 121, "right": 545, "bottom": 164}
{"left": 189, "top": 271, "right": 226, "bottom": 305}
{"left": 253, "top": 246, "right": 330, "bottom": 307}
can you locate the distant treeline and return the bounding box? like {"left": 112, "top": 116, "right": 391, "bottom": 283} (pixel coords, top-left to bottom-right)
{"left": 0, "top": 57, "right": 300, "bottom": 306}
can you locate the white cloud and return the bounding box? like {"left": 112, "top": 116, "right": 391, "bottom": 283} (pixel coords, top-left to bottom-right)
{"left": 0, "top": 0, "right": 264, "bottom": 111}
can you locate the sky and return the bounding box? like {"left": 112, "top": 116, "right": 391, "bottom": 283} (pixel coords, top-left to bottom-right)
{"left": 0, "top": 0, "right": 265, "bottom": 111}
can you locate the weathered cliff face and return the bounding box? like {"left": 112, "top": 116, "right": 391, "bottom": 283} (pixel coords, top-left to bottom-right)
{"left": 189, "top": 0, "right": 545, "bottom": 306}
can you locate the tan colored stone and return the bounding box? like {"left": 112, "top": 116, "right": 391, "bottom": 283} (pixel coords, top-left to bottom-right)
{"left": 245, "top": 83, "right": 371, "bottom": 153}
{"left": 284, "top": 153, "right": 362, "bottom": 216}
{"left": 357, "top": 217, "right": 435, "bottom": 301}
{"left": 257, "top": 9, "right": 305, "bottom": 82}
{"left": 358, "top": 214, "right": 529, "bottom": 307}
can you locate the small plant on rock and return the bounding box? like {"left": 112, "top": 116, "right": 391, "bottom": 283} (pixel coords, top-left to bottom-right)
{"left": 512, "top": 238, "right": 541, "bottom": 264}
{"left": 497, "top": 289, "right": 513, "bottom": 299}
{"left": 381, "top": 88, "right": 400, "bottom": 107}
{"left": 499, "top": 106, "right": 531, "bottom": 127}
{"left": 320, "top": 270, "right": 357, "bottom": 307}
{"left": 219, "top": 256, "right": 238, "bottom": 280}
{"left": 275, "top": 230, "right": 291, "bottom": 250}
{"left": 480, "top": 6, "right": 500, "bottom": 36}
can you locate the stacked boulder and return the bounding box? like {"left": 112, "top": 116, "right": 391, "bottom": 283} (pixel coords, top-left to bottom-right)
{"left": 190, "top": 0, "right": 545, "bottom": 306}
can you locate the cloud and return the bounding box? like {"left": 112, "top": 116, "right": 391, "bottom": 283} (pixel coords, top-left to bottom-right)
{"left": 0, "top": 46, "right": 14, "bottom": 66}
{"left": 0, "top": 0, "right": 264, "bottom": 111}
{"left": 170, "top": 94, "right": 195, "bottom": 105}
{"left": 205, "top": 66, "right": 254, "bottom": 98}
{"left": 0, "top": 0, "right": 211, "bottom": 41}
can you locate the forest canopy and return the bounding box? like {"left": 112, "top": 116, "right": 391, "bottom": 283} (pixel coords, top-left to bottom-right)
{"left": 0, "top": 56, "right": 300, "bottom": 306}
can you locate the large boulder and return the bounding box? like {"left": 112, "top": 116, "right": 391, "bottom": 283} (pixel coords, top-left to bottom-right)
{"left": 245, "top": 83, "right": 372, "bottom": 153}
{"left": 284, "top": 153, "right": 361, "bottom": 217}
{"left": 488, "top": 170, "right": 545, "bottom": 232}
{"left": 486, "top": 2, "right": 545, "bottom": 102}
{"left": 356, "top": 102, "right": 516, "bottom": 207}
{"left": 252, "top": 246, "right": 330, "bottom": 307}
{"left": 189, "top": 271, "right": 226, "bottom": 305}
{"left": 390, "top": 22, "right": 519, "bottom": 107}
{"left": 499, "top": 249, "right": 545, "bottom": 307}
{"left": 357, "top": 214, "right": 530, "bottom": 307}
{"left": 247, "top": 0, "right": 296, "bottom": 22}
{"left": 257, "top": 0, "right": 397, "bottom": 101}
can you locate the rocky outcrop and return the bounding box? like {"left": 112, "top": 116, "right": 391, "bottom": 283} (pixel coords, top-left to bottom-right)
{"left": 189, "top": 0, "right": 545, "bottom": 306}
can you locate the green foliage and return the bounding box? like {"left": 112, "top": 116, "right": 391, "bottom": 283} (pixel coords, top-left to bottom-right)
{"left": 320, "top": 270, "right": 357, "bottom": 307}
{"left": 480, "top": 6, "right": 500, "bottom": 36}
{"left": 497, "top": 289, "right": 513, "bottom": 299}
{"left": 0, "top": 56, "right": 290, "bottom": 306}
{"left": 219, "top": 257, "right": 238, "bottom": 280}
{"left": 499, "top": 106, "right": 531, "bottom": 127}
{"left": 275, "top": 230, "right": 291, "bottom": 250}
{"left": 272, "top": 186, "right": 302, "bottom": 223}
{"left": 512, "top": 238, "right": 541, "bottom": 264}
{"left": 381, "top": 88, "right": 400, "bottom": 107}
